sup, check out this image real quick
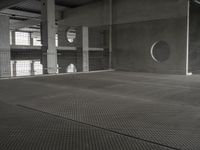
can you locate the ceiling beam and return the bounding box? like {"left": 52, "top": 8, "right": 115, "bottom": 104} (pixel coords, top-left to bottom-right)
{"left": 10, "top": 19, "right": 40, "bottom": 30}
{"left": 0, "top": 0, "right": 26, "bottom": 10}
{"left": 1, "top": 9, "right": 40, "bottom": 19}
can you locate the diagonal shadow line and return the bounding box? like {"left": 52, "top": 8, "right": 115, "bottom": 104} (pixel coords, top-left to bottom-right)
{"left": 17, "top": 104, "right": 181, "bottom": 150}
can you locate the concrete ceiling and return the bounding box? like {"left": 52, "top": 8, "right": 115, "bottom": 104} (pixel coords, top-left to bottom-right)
{"left": 0, "top": 0, "right": 25, "bottom": 10}
{"left": 0, "top": 0, "right": 99, "bottom": 32}
{"left": 55, "top": 0, "right": 99, "bottom": 7}
{"left": 0, "top": 0, "right": 100, "bottom": 21}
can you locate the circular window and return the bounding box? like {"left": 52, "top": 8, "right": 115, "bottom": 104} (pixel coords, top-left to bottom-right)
{"left": 151, "top": 41, "right": 170, "bottom": 62}
{"left": 66, "top": 27, "right": 76, "bottom": 43}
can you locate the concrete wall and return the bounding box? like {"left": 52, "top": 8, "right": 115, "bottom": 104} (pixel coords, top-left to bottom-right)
{"left": 112, "top": 18, "right": 187, "bottom": 74}
{"left": 57, "top": 0, "right": 190, "bottom": 74}
{"left": 9, "top": 0, "right": 190, "bottom": 75}
{"left": 59, "top": 0, "right": 109, "bottom": 27}
{"left": 112, "top": 0, "right": 188, "bottom": 74}
{"left": 113, "top": 0, "right": 188, "bottom": 25}
{"left": 57, "top": 0, "right": 110, "bottom": 72}
{"left": 0, "top": 15, "right": 11, "bottom": 77}
{"left": 189, "top": 2, "right": 200, "bottom": 74}
{"left": 58, "top": 21, "right": 110, "bottom": 71}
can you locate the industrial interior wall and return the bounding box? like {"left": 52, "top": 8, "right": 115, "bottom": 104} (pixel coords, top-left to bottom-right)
{"left": 58, "top": 0, "right": 110, "bottom": 72}
{"left": 189, "top": 2, "right": 200, "bottom": 74}
{"left": 0, "top": 15, "right": 11, "bottom": 77}
{"left": 112, "top": 0, "right": 188, "bottom": 74}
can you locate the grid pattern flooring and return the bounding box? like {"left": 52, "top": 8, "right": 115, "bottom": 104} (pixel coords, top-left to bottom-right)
{"left": 1, "top": 102, "right": 172, "bottom": 150}
{"left": 1, "top": 71, "right": 200, "bottom": 150}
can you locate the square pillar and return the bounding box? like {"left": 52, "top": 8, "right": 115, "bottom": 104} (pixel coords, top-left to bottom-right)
{"left": 109, "top": 0, "right": 113, "bottom": 69}
{"left": 76, "top": 26, "right": 89, "bottom": 72}
{"left": 12, "top": 60, "right": 17, "bottom": 77}
{"left": 0, "top": 15, "right": 11, "bottom": 78}
{"left": 41, "top": 0, "right": 57, "bottom": 74}
{"left": 82, "top": 26, "right": 89, "bottom": 72}
{"left": 11, "top": 31, "right": 15, "bottom": 45}
{"left": 30, "top": 60, "right": 35, "bottom": 76}
{"left": 30, "top": 33, "right": 34, "bottom": 46}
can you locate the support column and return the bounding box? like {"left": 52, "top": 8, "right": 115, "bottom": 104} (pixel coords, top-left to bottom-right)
{"left": 186, "top": 0, "right": 192, "bottom": 75}
{"left": 30, "top": 60, "right": 35, "bottom": 76}
{"left": 82, "top": 26, "right": 89, "bottom": 72}
{"left": 41, "top": 0, "right": 57, "bottom": 74}
{"left": 30, "top": 32, "right": 34, "bottom": 46}
{"left": 0, "top": 15, "right": 11, "bottom": 78}
{"left": 109, "top": 0, "right": 113, "bottom": 69}
{"left": 12, "top": 60, "right": 17, "bottom": 77}
{"left": 11, "top": 31, "right": 15, "bottom": 45}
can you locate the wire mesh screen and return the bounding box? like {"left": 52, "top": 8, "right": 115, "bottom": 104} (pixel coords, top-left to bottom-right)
{"left": 89, "top": 26, "right": 110, "bottom": 71}
{"left": 0, "top": 0, "right": 111, "bottom": 78}
{"left": 0, "top": 51, "right": 11, "bottom": 77}
{"left": 15, "top": 32, "right": 30, "bottom": 46}
{"left": 9, "top": 31, "right": 60, "bottom": 77}
{"left": 10, "top": 60, "right": 43, "bottom": 77}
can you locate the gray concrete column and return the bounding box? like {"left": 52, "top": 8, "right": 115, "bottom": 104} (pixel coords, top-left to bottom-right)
{"left": 186, "top": 0, "right": 191, "bottom": 76}
{"left": 11, "top": 31, "right": 15, "bottom": 45}
{"left": 41, "top": 0, "right": 57, "bottom": 74}
{"left": 0, "top": 15, "right": 11, "bottom": 77}
{"left": 12, "top": 60, "right": 17, "bottom": 77}
{"left": 76, "top": 27, "right": 83, "bottom": 72}
{"left": 82, "top": 26, "right": 89, "bottom": 72}
{"left": 30, "top": 60, "right": 35, "bottom": 76}
{"left": 30, "top": 33, "right": 34, "bottom": 46}
{"left": 109, "top": 0, "right": 112, "bottom": 69}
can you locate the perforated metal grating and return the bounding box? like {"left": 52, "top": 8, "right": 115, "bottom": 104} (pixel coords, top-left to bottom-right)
{"left": 0, "top": 102, "right": 172, "bottom": 150}
{"left": 1, "top": 71, "right": 200, "bottom": 149}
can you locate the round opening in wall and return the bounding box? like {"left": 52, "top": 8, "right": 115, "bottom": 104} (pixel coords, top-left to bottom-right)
{"left": 151, "top": 41, "right": 170, "bottom": 62}
{"left": 66, "top": 27, "right": 76, "bottom": 43}
{"left": 67, "top": 64, "right": 77, "bottom": 73}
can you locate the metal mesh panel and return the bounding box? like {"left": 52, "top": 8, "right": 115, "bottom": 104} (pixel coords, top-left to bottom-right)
{"left": 15, "top": 32, "right": 30, "bottom": 46}
{"left": 0, "top": 0, "right": 112, "bottom": 78}
{"left": 10, "top": 60, "right": 43, "bottom": 77}
{"left": 0, "top": 51, "right": 11, "bottom": 77}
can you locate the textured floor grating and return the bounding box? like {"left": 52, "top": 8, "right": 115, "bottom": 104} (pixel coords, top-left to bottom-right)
{"left": 1, "top": 71, "right": 200, "bottom": 149}
{"left": 0, "top": 102, "right": 173, "bottom": 150}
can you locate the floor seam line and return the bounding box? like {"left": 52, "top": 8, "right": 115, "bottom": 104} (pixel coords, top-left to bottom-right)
{"left": 17, "top": 104, "right": 181, "bottom": 150}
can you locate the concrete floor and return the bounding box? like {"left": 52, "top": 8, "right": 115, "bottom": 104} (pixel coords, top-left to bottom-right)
{"left": 1, "top": 71, "right": 200, "bottom": 150}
